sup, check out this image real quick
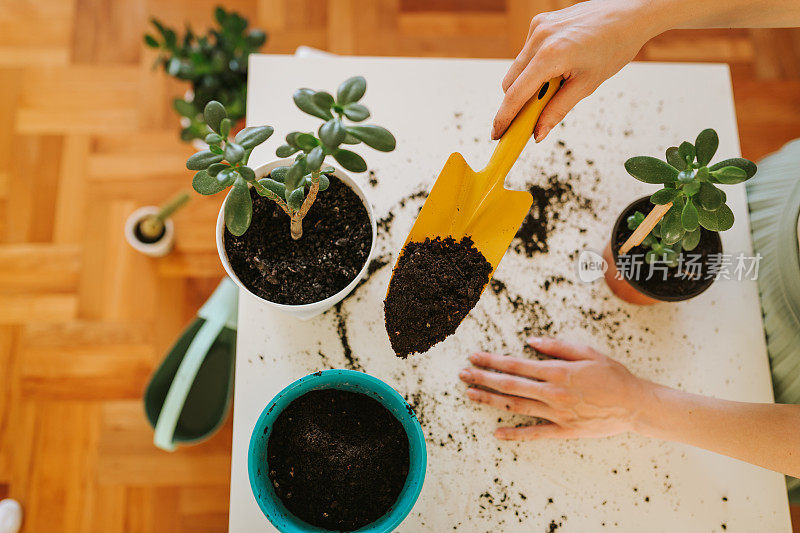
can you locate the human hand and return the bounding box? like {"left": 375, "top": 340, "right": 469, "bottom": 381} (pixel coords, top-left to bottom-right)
{"left": 459, "top": 337, "right": 653, "bottom": 440}
{"left": 492, "top": 0, "right": 659, "bottom": 141}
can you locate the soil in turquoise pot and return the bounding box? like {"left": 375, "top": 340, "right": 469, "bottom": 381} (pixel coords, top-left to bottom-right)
{"left": 266, "top": 389, "right": 409, "bottom": 531}
{"left": 384, "top": 236, "right": 492, "bottom": 357}
{"left": 224, "top": 174, "right": 372, "bottom": 305}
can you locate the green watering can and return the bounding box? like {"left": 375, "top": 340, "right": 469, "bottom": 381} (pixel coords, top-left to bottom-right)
{"left": 144, "top": 278, "right": 239, "bottom": 451}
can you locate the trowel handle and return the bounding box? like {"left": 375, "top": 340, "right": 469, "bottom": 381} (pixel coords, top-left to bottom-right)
{"left": 482, "top": 77, "right": 562, "bottom": 186}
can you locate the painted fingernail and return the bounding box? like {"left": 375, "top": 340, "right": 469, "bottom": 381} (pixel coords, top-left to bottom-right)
{"left": 534, "top": 126, "right": 550, "bottom": 143}
{"left": 469, "top": 352, "right": 480, "bottom": 362}
{"left": 527, "top": 336, "right": 542, "bottom": 345}
{"left": 466, "top": 388, "right": 479, "bottom": 399}
{"left": 459, "top": 369, "right": 471, "bottom": 381}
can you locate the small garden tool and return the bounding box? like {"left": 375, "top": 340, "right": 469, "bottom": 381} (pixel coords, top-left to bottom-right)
{"left": 393, "top": 78, "right": 561, "bottom": 279}
{"left": 144, "top": 277, "right": 238, "bottom": 451}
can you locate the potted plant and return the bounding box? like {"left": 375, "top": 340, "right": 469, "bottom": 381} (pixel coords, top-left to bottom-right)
{"left": 247, "top": 370, "right": 426, "bottom": 532}
{"left": 603, "top": 128, "right": 757, "bottom": 304}
{"left": 144, "top": 7, "right": 267, "bottom": 143}
{"left": 187, "top": 76, "right": 396, "bottom": 319}
{"left": 124, "top": 190, "right": 191, "bottom": 257}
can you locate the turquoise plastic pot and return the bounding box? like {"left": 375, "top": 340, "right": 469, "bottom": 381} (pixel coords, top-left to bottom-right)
{"left": 247, "top": 369, "right": 427, "bottom": 532}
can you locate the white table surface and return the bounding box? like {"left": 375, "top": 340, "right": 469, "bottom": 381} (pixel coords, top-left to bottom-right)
{"left": 230, "top": 55, "right": 791, "bottom": 532}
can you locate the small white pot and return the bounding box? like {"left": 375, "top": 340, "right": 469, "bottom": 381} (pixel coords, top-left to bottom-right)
{"left": 216, "top": 159, "right": 377, "bottom": 320}
{"left": 124, "top": 206, "right": 175, "bottom": 257}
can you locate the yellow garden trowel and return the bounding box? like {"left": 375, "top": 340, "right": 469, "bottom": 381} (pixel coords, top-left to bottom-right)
{"left": 396, "top": 77, "right": 561, "bottom": 276}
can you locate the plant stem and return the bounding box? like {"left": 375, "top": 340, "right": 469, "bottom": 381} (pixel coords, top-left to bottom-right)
{"left": 155, "top": 190, "right": 191, "bottom": 222}
{"left": 289, "top": 172, "right": 321, "bottom": 241}
{"left": 252, "top": 179, "right": 292, "bottom": 216}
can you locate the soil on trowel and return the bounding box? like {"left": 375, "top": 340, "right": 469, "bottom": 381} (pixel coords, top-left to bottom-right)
{"left": 384, "top": 236, "right": 492, "bottom": 357}
{"left": 266, "top": 389, "right": 409, "bottom": 531}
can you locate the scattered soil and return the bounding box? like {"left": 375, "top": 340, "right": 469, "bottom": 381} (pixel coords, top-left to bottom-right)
{"left": 612, "top": 196, "right": 721, "bottom": 300}
{"left": 384, "top": 236, "right": 492, "bottom": 357}
{"left": 224, "top": 175, "right": 372, "bottom": 305}
{"left": 513, "top": 174, "right": 594, "bottom": 256}
{"left": 134, "top": 220, "right": 165, "bottom": 244}
{"left": 266, "top": 389, "right": 409, "bottom": 531}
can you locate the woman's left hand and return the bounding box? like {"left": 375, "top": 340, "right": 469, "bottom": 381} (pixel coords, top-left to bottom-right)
{"left": 459, "top": 337, "right": 653, "bottom": 440}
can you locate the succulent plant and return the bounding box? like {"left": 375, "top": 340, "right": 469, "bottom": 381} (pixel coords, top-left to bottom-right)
{"left": 626, "top": 211, "right": 684, "bottom": 267}
{"left": 187, "top": 101, "right": 275, "bottom": 236}
{"left": 138, "top": 190, "right": 191, "bottom": 242}
{"left": 272, "top": 75, "right": 396, "bottom": 239}
{"left": 625, "top": 128, "right": 757, "bottom": 248}
{"left": 144, "top": 7, "right": 267, "bottom": 142}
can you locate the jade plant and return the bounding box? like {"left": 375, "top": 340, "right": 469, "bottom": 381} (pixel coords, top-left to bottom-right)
{"left": 187, "top": 76, "right": 396, "bottom": 240}
{"left": 144, "top": 7, "right": 267, "bottom": 142}
{"left": 269, "top": 75, "right": 396, "bottom": 239}
{"left": 624, "top": 128, "right": 757, "bottom": 255}
{"left": 187, "top": 101, "right": 274, "bottom": 235}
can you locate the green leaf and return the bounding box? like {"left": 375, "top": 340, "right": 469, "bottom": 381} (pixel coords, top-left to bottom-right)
{"left": 682, "top": 228, "right": 701, "bottom": 251}
{"left": 270, "top": 166, "right": 289, "bottom": 183}
{"left": 295, "top": 133, "right": 319, "bottom": 151}
{"left": 319, "top": 119, "right": 346, "bottom": 148}
{"left": 238, "top": 165, "right": 256, "bottom": 181}
{"left": 709, "top": 158, "right": 757, "bottom": 180}
{"left": 696, "top": 182, "right": 722, "bottom": 210}
{"left": 333, "top": 149, "right": 367, "bottom": 172}
{"left": 681, "top": 198, "right": 699, "bottom": 232}
{"left": 287, "top": 188, "right": 304, "bottom": 211}
{"left": 306, "top": 146, "right": 325, "bottom": 171}
{"left": 343, "top": 103, "right": 370, "bottom": 122}
{"left": 173, "top": 98, "right": 196, "bottom": 118}
{"left": 341, "top": 133, "right": 360, "bottom": 145}
{"left": 682, "top": 180, "right": 701, "bottom": 196}
{"left": 710, "top": 166, "right": 748, "bottom": 184}
{"left": 624, "top": 156, "right": 678, "bottom": 184}
{"left": 285, "top": 161, "right": 306, "bottom": 191}
{"left": 312, "top": 91, "right": 335, "bottom": 109}
{"left": 697, "top": 203, "right": 734, "bottom": 231}
{"left": 192, "top": 170, "right": 226, "bottom": 195}
{"left": 144, "top": 34, "right": 159, "bottom": 48}
{"left": 285, "top": 132, "right": 301, "bottom": 148}
{"left": 318, "top": 173, "right": 330, "bottom": 192}
{"left": 220, "top": 118, "right": 232, "bottom": 139}
{"left": 293, "top": 88, "right": 333, "bottom": 120}
{"left": 678, "top": 141, "right": 695, "bottom": 164}
{"left": 186, "top": 149, "right": 223, "bottom": 170}
{"left": 345, "top": 125, "right": 396, "bottom": 152}
{"left": 650, "top": 188, "right": 678, "bottom": 205}
{"left": 205, "top": 132, "right": 222, "bottom": 144}
{"left": 225, "top": 178, "right": 252, "bottom": 236}
{"left": 224, "top": 142, "right": 244, "bottom": 164}
{"left": 665, "top": 146, "right": 686, "bottom": 171}
{"left": 695, "top": 166, "right": 710, "bottom": 181}
{"left": 257, "top": 178, "right": 285, "bottom": 198}
{"left": 627, "top": 211, "right": 645, "bottom": 230}
{"left": 209, "top": 144, "right": 223, "bottom": 155}
{"left": 204, "top": 101, "right": 227, "bottom": 134}
{"left": 216, "top": 167, "right": 238, "bottom": 187}
{"left": 207, "top": 163, "right": 228, "bottom": 177}
{"left": 694, "top": 128, "right": 719, "bottom": 166}
{"left": 661, "top": 206, "right": 685, "bottom": 245}
{"left": 321, "top": 165, "right": 335, "bottom": 173}
{"left": 337, "top": 76, "right": 367, "bottom": 105}
{"left": 276, "top": 144, "right": 299, "bottom": 158}
{"left": 235, "top": 126, "right": 274, "bottom": 149}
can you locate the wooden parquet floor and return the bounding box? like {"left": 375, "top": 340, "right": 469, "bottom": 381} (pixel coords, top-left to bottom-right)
{"left": 1, "top": 1, "right": 799, "bottom": 531}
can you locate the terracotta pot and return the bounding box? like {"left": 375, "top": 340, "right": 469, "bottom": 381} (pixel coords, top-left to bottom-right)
{"left": 603, "top": 196, "right": 721, "bottom": 305}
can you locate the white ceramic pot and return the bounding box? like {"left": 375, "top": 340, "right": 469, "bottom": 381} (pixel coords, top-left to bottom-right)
{"left": 124, "top": 206, "right": 175, "bottom": 257}
{"left": 216, "top": 159, "right": 377, "bottom": 320}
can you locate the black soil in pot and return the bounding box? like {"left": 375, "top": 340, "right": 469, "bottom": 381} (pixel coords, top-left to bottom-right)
{"left": 266, "top": 389, "right": 410, "bottom": 531}
{"left": 384, "top": 236, "right": 492, "bottom": 357}
{"left": 612, "top": 196, "right": 722, "bottom": 301}
{"left": 224, "top": 174, "right": 372, "bottom": 305}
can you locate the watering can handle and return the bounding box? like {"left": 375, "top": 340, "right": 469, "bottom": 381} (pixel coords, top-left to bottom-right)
{"left": 153, "top": 278, "right": 238, "bottom": 452}
{"left": 482, "top": 77, "right": 562, "bottom": 186}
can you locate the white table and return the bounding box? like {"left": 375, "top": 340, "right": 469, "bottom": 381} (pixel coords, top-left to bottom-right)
{"left": 230, "top": 55, "right": 790, "bottom": 532}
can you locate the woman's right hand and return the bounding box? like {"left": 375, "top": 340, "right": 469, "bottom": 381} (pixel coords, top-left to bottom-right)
{"left": 492, "top": 0, "right": 661, "bottom": 142}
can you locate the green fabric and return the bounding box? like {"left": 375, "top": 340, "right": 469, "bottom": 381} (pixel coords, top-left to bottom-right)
{"left": 746, "top": 139, "right": 800, "bottom": 501}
